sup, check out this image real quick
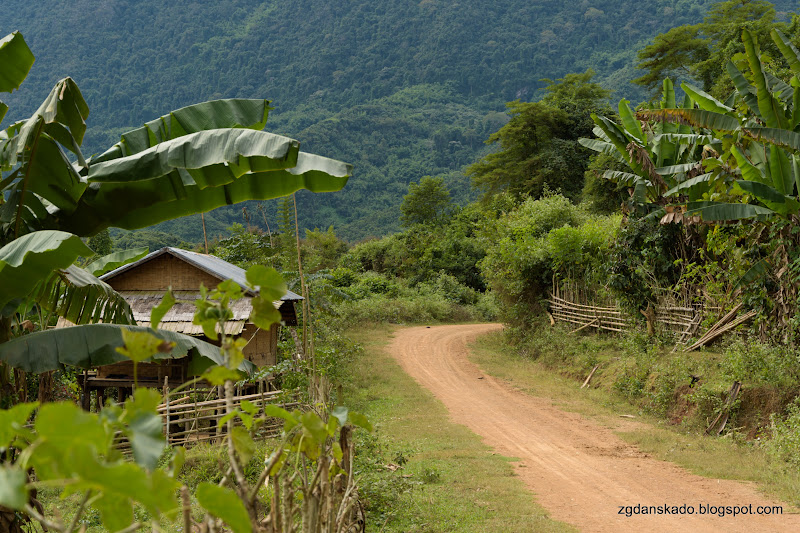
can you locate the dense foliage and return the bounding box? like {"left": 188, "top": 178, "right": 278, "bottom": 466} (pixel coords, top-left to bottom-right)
{"left": 2, "top": 0, "right": 772, "bottom": 241}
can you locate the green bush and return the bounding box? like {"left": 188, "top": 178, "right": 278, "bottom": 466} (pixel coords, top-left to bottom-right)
{"left": 720, "top": 340, "right": 800, "bottom": 388}
{"left": 417, "top": 271, "right": 479, "bottom": 305}
{"left": 335, "top": 293, "right": 478, "bottom": 326}
{"left": 479, "top": 194, "right": 618, "bottom": 329}
{"left": 765, "top": 397, "right": 800, "bottom": 467}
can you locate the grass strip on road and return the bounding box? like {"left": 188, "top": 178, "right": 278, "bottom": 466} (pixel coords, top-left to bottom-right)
{"left": 346, "top": 325, "right": 575, "bottom": 533}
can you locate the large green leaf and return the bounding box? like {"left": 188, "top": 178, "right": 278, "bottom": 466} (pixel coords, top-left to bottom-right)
{"left": 0, "top": 231, "right": 92, "bottom": 311}
{"left": 196, "top": 483, "right": 252, "bottom": 533}
{"left": 664, "top": 173, "right": 712, "bottom": 197}
{"left": 731, "top": 145, "right": 770, "bottom": 186}
{"left": 733, "top": 179, "right": 800, "bottom": 216}
{"left": 87, "top": 128, "right": 299, "bottom": 183}
{"left": 63, "top": 151, "right": 351, "bottom": 235}
{"left": 0, "top": 466, "right": 28, "bottom": 510}
{"left": 651, "top": 133, "right": 715, "bottom": 146}
{"left": 0, "top": 32, "right": 34, "bottom": 93}
{"left": 745, "top": 127, "right": 800, "bottom": 152}
{"left": 0, "top": 323, "right": 255, "bottom": 374}
{"left": 31, "top": 265, "right": 135, "bottom": 325}
{"left": 92, "top": 99, "right": 272, "bottom": 164}
{"left": 0, "top": 79, "right": 90, "bottom": 240}
{"left": 637, "top": 108, "right": 741, "bottom": 132}
{"left": 590, "top": 114, "right": 635, "bottom": 167}
{"left": 680, "top": 83, "right": 733, "bottom": 114}
{"left": 727, "top": 61, "right": 761, "bottom": 120}
{"left": 743, "top": 29, "right": 788, "bottom": 130}
{"left": 618, "top": 99, "right": 645, "bottom": 143}
{"left": 686, "top": 201, "right": 774, "bottom": 221}
{"left": 85, "top": 247, "right": 149, "bottom": 276}
{"left": 768, "top": 144, "right": 793, "bottom": 196}
{"left": 771, "top": 29, "right": 800, "bottom": 78}
{"left": 29, "top": 77, "right": 89, "bottom": 146}
{"left": 655, "top": 162, "right": 700, "bottom": 175}
{"left": 577, "top": 137, "right": 627, "bottom": 163}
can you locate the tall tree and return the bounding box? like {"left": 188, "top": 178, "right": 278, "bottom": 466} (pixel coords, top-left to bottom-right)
{"left": 400, "top": 176, "right": 454, "bottom": 227}
{"left": 634, "top": 0, "right": 790, "bottom": 98}
{"left": 468, "top": 70, "right": 610, "bottom": 202}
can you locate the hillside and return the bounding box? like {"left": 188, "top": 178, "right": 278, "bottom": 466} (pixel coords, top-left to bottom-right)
{"left": 3, "top": 0, "right": 790, "bottom": 241}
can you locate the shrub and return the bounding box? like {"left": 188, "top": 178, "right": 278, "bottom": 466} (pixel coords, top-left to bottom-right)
{"left": 765, "top": 397, "right": 800, "bottom": 467}
{"left": 721, "top": 340, "right": 800, "bottom": 388}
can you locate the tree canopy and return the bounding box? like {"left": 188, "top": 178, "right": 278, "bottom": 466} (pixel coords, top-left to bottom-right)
{"left": 468, "top": 71, "right": 611, "bottom": 202}
{"left": 634, "top": 0, "right": 793, "bottom": 97}
{"left": 400, "top": 176, "right": 454, "bottom": 227}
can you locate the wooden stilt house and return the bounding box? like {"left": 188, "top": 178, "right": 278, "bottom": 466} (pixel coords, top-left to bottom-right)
{"left": 62, "top": 247, "right": 301, "bottom": 400}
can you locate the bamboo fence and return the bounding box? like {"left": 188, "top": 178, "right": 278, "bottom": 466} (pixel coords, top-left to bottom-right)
{"left": 547, "top": 280, "right": 756, "bottom": 351}
{"left": 548, "top": 281, "right": 705, "bottom": 341}
{"left": 113, "top": 383, "right": 299, "bottom": 453}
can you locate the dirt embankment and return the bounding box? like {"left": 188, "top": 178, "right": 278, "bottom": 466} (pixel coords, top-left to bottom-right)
{"left": 387, "top": 324, "right": 799, "bottom": 533}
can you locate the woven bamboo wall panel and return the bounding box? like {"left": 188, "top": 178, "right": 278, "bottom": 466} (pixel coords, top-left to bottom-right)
{"left": 108, "top": 254, "right": 220, "bottom": 291}
{"left": 241, "top": 323, "right": 278, "bottom": 367}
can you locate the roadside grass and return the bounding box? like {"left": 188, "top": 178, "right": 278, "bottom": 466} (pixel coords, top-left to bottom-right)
{"left": 345, "top": 325, "right": 575, "bottom": 533}
{"left": 469, "top": 329, "right": 800, "bottom": 509}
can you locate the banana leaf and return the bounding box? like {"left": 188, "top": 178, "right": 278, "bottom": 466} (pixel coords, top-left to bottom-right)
{"left": 602, "top": 170, "right": 651, "bottom": 188}
{"left": 686, "top": 201, "right": 774, "bottom": 221}
{"left": 733, "top": 180, "right": 800, "bottom": 216}
{"left": 577, "top": 137, "right": 627, "bottom": 162}
{"left": 637, "top": 108, "right": 741, "bottom": 132}
{"left": 664, "top": 173, "right": 712, "bottom": 197}
{"left": 590, "top": 114, "right": 635, "bottom": 167}
{"left": 0, "top": 324, "right": 254, "bottom": 375}
{"left": 0, "top": 32, "right": 34, "bottom": 94}
{"left": 651, "top": 133, "right": 715, "bottom": 146}
{"left": 618, "top": 99, "right": 645, "bottom": 143}
{"left": 680, "top": 83, "right": 733, "bottom": 114}
{"left": 727, "top": 61, "right": 762, "bottom": 120}
{"left": 771, "top": 29, "right": 800, "bottom": 78}
{"left": 62, "top": 152, "right": 351, "bottom": 235}
{"left": 85, "top": 247, "right": 149, "bottom": 277}
{"left": 655, "top": 163, "right": 700, "bottom": 175}
{"left": 745, "top": 127, "right": 800, "bottom": 152}
{"left": 768, "top": 144, "right": 793, "bottom": 196}
{"left": 92, "top": 99, "right": 273, "bottom": 164}
{"left": 731, "top": 145, "right": 771, "bottom": 186}
{"left": 0, "top": 231, "right": 92, "bottom": 312}
{"left": 734, "top": 258, "right": 769, "bottom": 289}
{"left": 743, "top": 29, "right": 789, "bottom": 130}
{"left": 31, "top": 265, "right": 135, "bottom": 325}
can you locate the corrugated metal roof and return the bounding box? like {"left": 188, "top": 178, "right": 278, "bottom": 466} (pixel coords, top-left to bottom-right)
{"left": 101, "top": 247, "right": 303, "bottom": 301}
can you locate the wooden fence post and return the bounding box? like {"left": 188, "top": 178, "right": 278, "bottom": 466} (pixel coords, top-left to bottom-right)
{"left": 163, "top": 376, "right": 170, "bottom": 445}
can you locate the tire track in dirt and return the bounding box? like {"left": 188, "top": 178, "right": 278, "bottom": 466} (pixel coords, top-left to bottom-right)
{"left": 387, "top": 324, "right": 800, "bottom": 533}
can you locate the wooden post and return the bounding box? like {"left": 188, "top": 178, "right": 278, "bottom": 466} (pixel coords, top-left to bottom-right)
{"left": 163, "top": 376, "right": 170, "bottom": 444}
{"left": 641, "top": 305, "right": 656, "bottom": 337}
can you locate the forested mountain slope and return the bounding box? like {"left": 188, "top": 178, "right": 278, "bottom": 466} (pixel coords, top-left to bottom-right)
{"left": 2, "top": 0, "right": 792, "bottom": 240}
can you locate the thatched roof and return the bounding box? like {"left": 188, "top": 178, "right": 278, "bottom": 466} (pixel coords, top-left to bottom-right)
{"left": 120, "top": 290, "right": 255, "bottom": 335}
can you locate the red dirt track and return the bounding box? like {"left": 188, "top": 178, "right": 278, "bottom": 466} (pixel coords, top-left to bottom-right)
{"left": 387, "top": 324, "right": 799, "bottom": 533}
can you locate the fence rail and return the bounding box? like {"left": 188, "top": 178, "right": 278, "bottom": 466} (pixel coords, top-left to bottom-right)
{"left": 113, "top": 385, "right": 298, "bottom": 453}
{"left": 548, "top": 292, "right": 703, "bottom": 342}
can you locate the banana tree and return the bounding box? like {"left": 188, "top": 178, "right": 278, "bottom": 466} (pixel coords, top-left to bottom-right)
{"left": 579, "top": 79, "right": 718, "bottom": 215}
{"left": 0, "top": 32, "right": 351, "bottom": 374}
{"left": 630, "top": 29, "right": 800, "bottom": 222}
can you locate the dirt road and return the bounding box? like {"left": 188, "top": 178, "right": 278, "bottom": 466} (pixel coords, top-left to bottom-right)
{"left": 387, "top": 324, "right": 800, "bottom": 533}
